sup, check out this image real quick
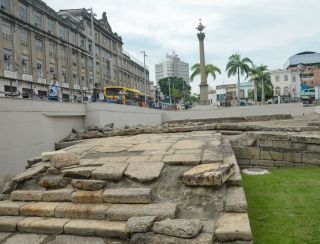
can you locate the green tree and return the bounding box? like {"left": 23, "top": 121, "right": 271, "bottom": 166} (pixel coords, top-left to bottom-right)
{"left": 190, "top": 63, "right": 221, "bottom": 84}
{"left": 255, "top": 65, "right": 273, "bottom": 102}
{"left": 226, "top": 53, "right": 253, "bottom": 106}
{"left": 248, "top": 64, "right": 260, "bottom": 105}
{"left": 158, "top": 76, "right": 191, "bottom": 103}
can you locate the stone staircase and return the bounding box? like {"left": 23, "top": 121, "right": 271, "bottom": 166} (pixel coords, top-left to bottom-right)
{"left": 0, "top": 131, "right": 252, "bottom": 243}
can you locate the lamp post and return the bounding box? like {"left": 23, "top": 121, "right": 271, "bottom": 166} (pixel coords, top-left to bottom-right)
{"left": 141, "top": 51, "right": 147, "bottom": 105}
{"left": 87, "top": 8, "right": 97, "bottom": 88}
{"left": 196, "top": 19, "right": 209, "bottom": 105}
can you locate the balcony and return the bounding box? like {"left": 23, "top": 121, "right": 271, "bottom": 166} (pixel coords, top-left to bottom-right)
{"left": 22, "top": 74, "right": 33, "bottom": 82}
{"left": 37, "top": 78, "right": 47, "bottom": 84}
{"left": 4, "top": 70, "right": 17, "bottom": 79}
{"left": 61, "top": 83, "right": 69, "bottom": 89}
{"left": 73, "top": 84, "right": 80, "bottom": 90}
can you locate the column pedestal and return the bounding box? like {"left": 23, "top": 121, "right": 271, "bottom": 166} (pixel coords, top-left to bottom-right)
{"left": 199, "top": 83, "right": 209, "bottom": 105}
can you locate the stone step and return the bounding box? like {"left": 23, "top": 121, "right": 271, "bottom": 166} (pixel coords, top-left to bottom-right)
{"left": 0, "top": 216, "right": 128, "bottom": 239}
{"left": 225, "top": 187, "right": 247, "bottom": 213}
{"left": 10, "top": 187, "right": 152, "bottom": 204}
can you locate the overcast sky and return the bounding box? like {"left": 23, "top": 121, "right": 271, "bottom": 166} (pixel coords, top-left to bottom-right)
{"left": 46, "top": 0, "right": 320, "bottom": 93}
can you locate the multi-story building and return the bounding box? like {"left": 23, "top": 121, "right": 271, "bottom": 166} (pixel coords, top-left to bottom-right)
{"left": 208, "top": 87, "right": 216, "bottom": 106}
{"left": 0, "top": 0, "right": 150, "bottom": 100}
{"left": 155, "top": 51, "right": 189, "bottom": 84}
{"left": 216, "top": 84, "right": 236, "bottom": 107}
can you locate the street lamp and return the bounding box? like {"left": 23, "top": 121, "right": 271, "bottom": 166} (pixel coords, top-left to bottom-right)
{"left": 140, "top": 51, "right": 147, "bottom": 105}
{"left": 86, "top": 8, "right": 97, "bottom": 88}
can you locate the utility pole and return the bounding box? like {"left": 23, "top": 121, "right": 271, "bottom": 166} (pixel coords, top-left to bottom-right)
{"left": 141, "top": 51, "right": 147, "bottom": 105}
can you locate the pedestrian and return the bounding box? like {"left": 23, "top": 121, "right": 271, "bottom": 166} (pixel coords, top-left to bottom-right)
{"left": 92, "top": 83, "right": 99, "bottom": 102}
{"left": 75, "top": 90, "right": 82, "bottom": 103}
{"left": 48, "top": 77, "right": 60, "bottom": 101}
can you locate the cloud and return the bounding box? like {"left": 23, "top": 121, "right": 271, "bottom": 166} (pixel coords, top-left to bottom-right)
{"left": 46, "top": 0, "right": 320, "bottom": 93}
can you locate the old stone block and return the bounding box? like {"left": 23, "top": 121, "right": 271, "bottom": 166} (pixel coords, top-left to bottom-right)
{"left": 126, "top": 156, "right": 150, "bottom": 163}
{"left": 302, "top": 152, "right": 320, "bottom": 165}
{"left": 249, "top": 160, "right": 275, "bottom": 167}
{"left": 13, "top": 164, "right": 46, "bottom": 183}
{"left": 11, "top": 190, "right": 42, "bottom": 201}
{"left": 306, "top": 144, "right": 320, "bottom": 152}
{"left": 17, "top": 217, "right": 70, "bottom": 234}
{"left": 55, "top": 202, "right": 110, "bottom": 219}
{"left": 107, "top": 203, "right": 177, "bottom": 221}
{"left": 62, "top": 167, "right": 97, "bottom": 179}
{"left": 257, "top": 133, "right": 290, "bottom": 141}
{"left": 124, "top": 162, "right": 164, "bottom": 182}
{"left": 237, "top": 159, "right": 250, "bottom": 165}
{"left": 129, "top": 143, "right": 172, "bottom": 152}
{"left": 102, "top": 188, "right": 151, "bottom": 204}
{"left": 163, "top": 154, "right": 201, "bottom": 165}
{"left": 215, "top": 213, "right": 252, "bottom": 241}
{"left": 202, "top": 149, "right": 224, "bottom": 164}
{"left": 232, "top": 147, "right": 260, "bottom": 159}
{"left": 153, "top": 218, "right": 203, "bottom": 238}
{"left": 0, "top": 216, "right": 25, "bottom": 232}
{"left": 71, "top": 179, "right": 106, "bottom": 191}
{"left": 50, "top": 152, "right": 80, "bottom": 169}
{"left": 39, "top": 176, "right": 70, "bottom": 189}
{"left": 130, "top": 232, "right": 214, "bottom": 244}
{"left": 225, "top": 187, "right": 247, "bottom": 213}
{"left": 20, "top": 202, "right": 60, "bottom": 217}
{"left": 291, "top": 135, "right": 320, "bottom": 145}
{"left": 42, "top": 151, "right": 66, "bottom": 161}
{"left": 71, "top": 190, "right": 103, "bottom": 203}
{"left": 64, "top": 219, "right": 128, "bottom": 239}
{"left": 126, "top": 216, "right": 156, "bottom": 233}
{"left": 180, "top": 163, "right": 235, "bottom": 186}
{"left": 227, "top": 165, "right": 243, "bottom": 187}
{"left": 173, "top": 140, "right": 204, "bottom": 150}
{"left": 92, "top": 162, "right": 128, "bottom": 181}
{"left": 0, "top": 232, "right": 11, "bottom": 241}
{"left": 4, "top": 233, "right": 47, "bottom": 244}
{"left": 258, "top": 140, "right": 273, "bottom": 148}
{"left": 283, "top": 151, "right": 302, "bottom": 163}
{"left": 0, "top": 201, "right": 29, "bottom": 216}
{"left": 260, "top": 149, "right": 283, "bottom": 161}
{"left": 41, "top": 189, "right": 74, "bottom": 202}
{"left": 46, "top": 235, "right": 106, "bottom": 244}
{"left": 272, "top": 140, "right": 305, "bottom": 150}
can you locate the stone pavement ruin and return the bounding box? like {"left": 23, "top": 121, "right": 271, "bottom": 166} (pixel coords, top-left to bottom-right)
{"left": 0, "top": 130, "right": 251, "bottom": 243}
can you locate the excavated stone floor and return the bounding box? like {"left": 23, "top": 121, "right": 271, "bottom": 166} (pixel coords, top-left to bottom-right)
{"left": 0, "top": 131, "right": 251, "bottom": 244}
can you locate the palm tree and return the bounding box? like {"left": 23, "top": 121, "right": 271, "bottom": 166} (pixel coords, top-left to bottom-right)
{"left": 255, "top": 65, "right": 270, "bottom": 104}
{"left": 249, "top": 64, "right": 260, "bottom": 105}
{"left": 226, "top": 53, "right": 252, "bottom": 106}
{"left": 190, "top": 63, "right": 221, "bottom": 84}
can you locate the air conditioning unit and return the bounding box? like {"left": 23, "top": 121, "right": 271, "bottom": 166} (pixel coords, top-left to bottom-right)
{"left": 21, "top": 59, "right": 26, "bottom": 65}
{"left": 4, "top": 54, "right": 10, "bottom": 60}
{"left": 37, "top": 63, "right": 42, "bottom": 69}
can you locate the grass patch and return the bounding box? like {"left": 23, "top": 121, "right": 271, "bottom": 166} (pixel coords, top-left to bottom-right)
{"left": 242, "top": 168, "right": 320, "bottom": 244}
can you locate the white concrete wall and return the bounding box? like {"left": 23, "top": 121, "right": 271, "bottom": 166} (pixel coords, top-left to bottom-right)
{"left": 85, "top": 103, "right": 163, "bottom": 128}
{"left": 163, "top": 103, "right": 306, "bottom": 121}
{"left": 315, "top": 106, "right": 320, "bottom": 114}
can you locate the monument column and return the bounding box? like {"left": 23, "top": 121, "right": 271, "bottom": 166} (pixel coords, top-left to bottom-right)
{"left": 197, "top": 20, "right": 209, "bottom": 105}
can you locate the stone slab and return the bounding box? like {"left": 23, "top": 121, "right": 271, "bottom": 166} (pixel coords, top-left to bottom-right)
{"left": 62, "top": 167, "right": 97, "bottom": 179}
{"left": 17, "top": 217, "right": 70, "bottom": 235}
{"left": 202, "top": 149, "right": 224, "bottom": 164}
{"left": 20, "top": 202, "right": 60, "bottom": 217}
{"left": 41, "top": 189, "right": 74, "bottom": 202}
{"left": 39, "top": 176, "right": 70, "bottom": 190}
{"left": 302, "top": 152, "right": 320, "bottom": 165}
{"left": 225, "top": 187, "right": 247, "bottom": 213}
{"left": 180, "top": 163, "right": 235, "bottom": 186}
{"left": 13, "top": 164, "right": 46, "bottom": 183}
{"left": 107, "top": 203, "right": 177, "bottom": 221}
{"left": 126, "top": 216, "right": 156, "bottom": 233}
{"left": 11, "top": 191, "right": 42, "bottom": 202}
{"left": 42, "top": 151, "right": 66, "bottom": 161}
{"left": 0, "top": 216, "right": 25, "bottom": 232}
{"left": 46, "top": 235, "right": 106, "bottom": 244}
{"left": 71, "top": 190, "right": 103, "bottom": 203}
{"left": 55, "top": 202, "right": 110, "bottom": 220}
{"left": 0, "top": 232, "right": 11, "bottom": 241}
{"left": 4, "top": 233, "right": 47, "bottom": 244}
{"left": 130, "top": 232, "right": 214, "bottom": 244}
{"left": 232, "top": 147, "right": 260, "bottom": 160}
{"left": 102, "top": 188, "right": 151, "bottom": 204}
{"left": 71, "top": 179, "right": 106, "bottom": 191}
{"left": 173, "top": 140, "right": 204, "bottom": 150}
{"left": 215, "top": 213, "right": 252, "bottom": 241}
{"left": 163, "top": 154, "right": 201, "bottom": 165}
{"left": 64, "top": 219, "right": 128, "bottom": 239}
{"left": 92, "top": 162, "right": 128, "bottom": 181}
{"left": 129, "top": 143, "right": 172, "bottom": 152}
{"left": 0, "top": 201, "right": 29, "bottom": 216}
{"left": 153, "top": 218, "right": 203, "bottom": 238}
{"left": 50, "top": 152, "right": 80, "bottom": 169}
{"left": 124, "top": 162, "right": 164, "bottom": 182}
{"left": 260, "top": 149, "right": 283, "bottom": 161}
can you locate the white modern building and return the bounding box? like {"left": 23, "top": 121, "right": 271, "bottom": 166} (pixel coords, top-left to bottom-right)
{"left": 155, "top": 51, "right": 189, "bottom": 84}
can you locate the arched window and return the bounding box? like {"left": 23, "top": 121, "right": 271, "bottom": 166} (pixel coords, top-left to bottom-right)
{"left": 240, "top": 89, "right": 245, "bottom": 98}
{"left": 284, "top": 87, "right": 290, "bottom": 95}
{"left": 275, "top": 87, "right": 281, "bottom": 96}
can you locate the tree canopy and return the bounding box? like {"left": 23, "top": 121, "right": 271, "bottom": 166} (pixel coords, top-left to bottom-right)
{"left": 190, "top": 63, "right": 221, "bottom": 83}
{"left": 158, "top": 76, "right": 191, "bottom": 103}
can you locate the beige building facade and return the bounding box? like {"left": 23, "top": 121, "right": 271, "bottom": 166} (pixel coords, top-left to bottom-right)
{"left": 0, "top": 0, "right": 150, "bottom": 100}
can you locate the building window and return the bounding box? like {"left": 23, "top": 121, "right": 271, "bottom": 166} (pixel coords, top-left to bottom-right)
{"left": 21, "top": 55, "right": 30, "bottom": 74}
{"left": 34, "top": 12, "right": 42, "bottom": 28}
{"left": 3, "top": 49, "right": 13, "bottom": 71}
{"left": 94, "top": 31, "right": 99, "bottom": 42}
{"left": 19, "top": 3, "right": 28, "bottom": 21}
{"left": 70, "top": 31, "right": 77, "bottom": 45}
{"left": 73, "top": 73, "right": 78, "bottom": 85}
{"left": 284, "top": 86, "right": 290, "bottom": 95}
{"left": 72, "top": 50, "right": 77, "bottom": 66}
{"left": 88, "top": 41, "right": 92, "bottom": 52}
{"left": 35, "top": 37, "right": 43, "bottom": 50}
{"left": 275, "top": 87, "right": 281, "bottom": 96}
{"left": 275, "top": 75, "right": 279, "bottom": 82}
{"left": 59, "top": 26, "right": 65, "bottom": 40}
{"left": 48, "top": 19, "right": 54, "bottom": 34}
{"left": 292, "top": 76, "right": 296, "bottom": 82}
{"left": 2, "top": 20, "right": 12, "bottom": 40}
{"left": 60, "top": 67, "right": 66, "bottom": 83}
{"left": 284, "top": 74, "right": 288, "bottom": 81}
{"left": 0, "top": 0, "right": 10, "bottom": 12}
{"left": 36, "top": 60, "right": 43, "bottom": 78}
{"left": 81, "top": 55, "right": 85, "bottom": 69}
{"left": 21, "top": 28, "right": 29, "bottom": 46}
{"left": 60, "top": 46, "right": 66, "bottom": 59}
{"left": 49, "top": 64, "right": 55, "bottom": 79}
{"left": 80, "top": 36, "right": 85, "bottom": 49}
